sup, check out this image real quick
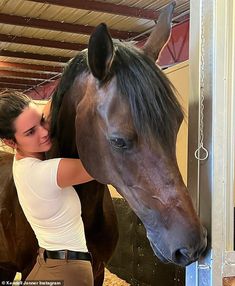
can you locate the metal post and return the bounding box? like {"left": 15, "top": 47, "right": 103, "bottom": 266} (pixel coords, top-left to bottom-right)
{"left": 187, "top": 0, "right": 235, "bottom": 285}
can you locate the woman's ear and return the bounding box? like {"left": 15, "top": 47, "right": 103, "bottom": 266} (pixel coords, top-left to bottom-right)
{"left": 2, "top": 139, "right": 17, "bottom": 149}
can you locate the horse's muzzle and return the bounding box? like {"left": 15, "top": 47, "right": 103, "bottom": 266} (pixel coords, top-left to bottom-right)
{"left": 170, "top": 226, "right": 207, "bottom": 266}
{"left": 148, "top": 225, "right": 207, "bottom": 267}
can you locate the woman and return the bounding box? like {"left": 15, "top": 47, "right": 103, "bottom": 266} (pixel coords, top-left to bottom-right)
{"left": 0, "top": 90, "right": 94, "bottom": 285}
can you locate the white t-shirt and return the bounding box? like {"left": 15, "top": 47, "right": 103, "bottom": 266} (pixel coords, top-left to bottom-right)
{"left": 13, "top": 156, "right": 88, "bottom": 252}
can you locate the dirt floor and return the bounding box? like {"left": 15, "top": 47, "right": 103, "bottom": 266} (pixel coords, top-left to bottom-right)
{"left": 223, "top": 277, "right": 235, "bottom": 286}
{"left": 104, "top": 269, "right": 130, "bottom": 286}
{"left": 14, "top": 269, "right": 130, "bottom": 285}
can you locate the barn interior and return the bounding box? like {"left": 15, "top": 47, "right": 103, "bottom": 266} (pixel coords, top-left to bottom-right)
{"left": 2, "top": 1, "right": 234, "bottom": 286}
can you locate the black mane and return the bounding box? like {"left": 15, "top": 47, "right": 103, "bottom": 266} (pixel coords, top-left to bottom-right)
{"left": 50, "top": 42, "right": 183, "bottom": 151}
{"left": 50, "top": 50, "right": 88, "bottom": 138}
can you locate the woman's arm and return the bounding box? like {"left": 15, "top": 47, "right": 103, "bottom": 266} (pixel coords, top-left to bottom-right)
{"left": 57, "top": 158, "right": 93, "bottom": 188}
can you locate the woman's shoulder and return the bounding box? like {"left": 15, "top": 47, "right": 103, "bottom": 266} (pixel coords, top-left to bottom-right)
{"left": 13, "top": 156, "right": 62, "bottom": 187}
{"left": 13, "top": 156, "right": 40, "bottom": 176}
{"left": 14, "top": 156, "right": 61, "bottom": 172}
{"left": 14, "top": 156, "right": 41, "bottom": 165}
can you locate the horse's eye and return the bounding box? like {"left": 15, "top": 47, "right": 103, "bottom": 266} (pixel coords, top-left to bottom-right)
{"left": 109, "top": 137, "right": 130, "bottom": 150}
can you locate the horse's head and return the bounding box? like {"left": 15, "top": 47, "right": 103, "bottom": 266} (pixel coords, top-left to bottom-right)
{"left": 74, "top": 22, "right": 207, "bottom": 266}
{"left": 51, "top": 2, "right": 207, "bottom": 267}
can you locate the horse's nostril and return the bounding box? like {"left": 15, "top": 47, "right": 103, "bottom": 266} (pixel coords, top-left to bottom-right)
{"left": 174, "top": 248, "right": 196, "bottom": 265}
{"left": 175, "top": 248, "right": 187, "bottom": 259}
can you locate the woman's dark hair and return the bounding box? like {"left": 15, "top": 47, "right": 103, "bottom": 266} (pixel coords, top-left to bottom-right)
{"left": 0, "top": 90, "right": 32, "bottom": 140}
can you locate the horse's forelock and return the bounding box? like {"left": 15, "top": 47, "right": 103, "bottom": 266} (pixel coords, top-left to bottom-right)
{"left": 112, "top": 42, "right": 184, "bottom": 152}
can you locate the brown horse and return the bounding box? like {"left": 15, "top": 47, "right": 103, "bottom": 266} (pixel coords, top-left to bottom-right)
{"left": 0, "top": 2, "right": 206, "bottom": 284}
{"left": 0, "top": 151, "right": 38, "bottom": 280}
{"left": 50, "top": 0, "right": 207, "bottom": 269}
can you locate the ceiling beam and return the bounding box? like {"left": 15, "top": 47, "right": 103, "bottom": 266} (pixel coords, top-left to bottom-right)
{"left": 0, "top": 34, "right": 87, "bottom": 51}
{"left": 0, "top": 50, "right": 70, "bottom": 62}
{"left": 0, "top": 82, "right": 31, "bottom": 89}
{"left": 0, "top": 77, "right": 44, "bottom": 86}
{"left": 0, "top": 70, "right": 59, "bottom": 80}
{"left": 0, "top": 61, "right": 63, "bottom": 73}
{"left": 28, "top": 0, "right": 160, "bottom": 20}
{"left": 0, "top": 13, "right": 140, "bottom": 40}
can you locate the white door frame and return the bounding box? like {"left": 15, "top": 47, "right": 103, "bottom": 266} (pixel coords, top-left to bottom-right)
{"left": 187, "top": 0, "right": 235, "bottom": 285}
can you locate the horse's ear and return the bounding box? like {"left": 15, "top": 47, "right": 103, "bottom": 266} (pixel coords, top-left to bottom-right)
{"left": 143, "top": 1, "right": 175, "bottom": 61}
{"left": 88, "top": 23, "right": 114, "bottom": 81}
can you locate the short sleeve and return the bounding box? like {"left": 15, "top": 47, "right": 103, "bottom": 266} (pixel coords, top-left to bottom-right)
{"left": 22, "top": 158, "right": 62, "bottom": 200}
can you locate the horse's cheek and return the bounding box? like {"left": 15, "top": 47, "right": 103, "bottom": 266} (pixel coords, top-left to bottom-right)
{"left": 75, "top": 115, "right": 109, "bottom": 183}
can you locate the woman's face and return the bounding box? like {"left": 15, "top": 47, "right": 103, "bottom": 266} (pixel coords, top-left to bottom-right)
{"left": 14, "top": 103, "right": 52, "bottom": 158}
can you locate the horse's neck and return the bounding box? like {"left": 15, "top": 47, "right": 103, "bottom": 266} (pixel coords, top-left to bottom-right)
{"left": 49, "top": 102, "right": 77, "bottom": 159}
{"left": 49, "top": 71, "right": 90, "bottom": 160}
